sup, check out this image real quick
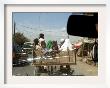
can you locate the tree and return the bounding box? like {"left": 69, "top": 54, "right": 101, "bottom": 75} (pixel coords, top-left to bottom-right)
{"left": 13, "top": 32, "right": 30, "bottom": 46}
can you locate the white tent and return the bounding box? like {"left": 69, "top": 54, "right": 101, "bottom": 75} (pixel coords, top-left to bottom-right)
{"left": 60, "top": 39, "right": 73, "bottom": 51}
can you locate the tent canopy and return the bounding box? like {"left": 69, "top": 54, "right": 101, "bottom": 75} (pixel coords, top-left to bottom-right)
{"left": 60, "top": 39, "right": 73, "bottom": 51}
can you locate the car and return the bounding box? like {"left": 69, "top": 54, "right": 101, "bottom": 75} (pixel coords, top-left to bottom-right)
{"left": 13, "top": 43, "right": 29, "bottom": 67}
{"left": 13, "top": 58, "right": 29, "bottom": 67}
{"left": 23, "top": 42, "right": 34, "bottom": 54}
{"left": 24, "top": 42, "right": 33, "bottom": 46}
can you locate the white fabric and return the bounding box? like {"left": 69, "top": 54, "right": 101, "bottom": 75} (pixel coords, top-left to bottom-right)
{"left": 60, "top": 39, "right": 73, "bottom": 51}
{"left": 60, "top": 39, "right": 65, "bottom": 42}
{"left": 36, "top": 45, "right": 41, "bottom": 50}
{"left": 39, "top": 38, "right": 45, "bottom": 42}
{"left": 39, "top": 38, "right": 45, "bottom": 46}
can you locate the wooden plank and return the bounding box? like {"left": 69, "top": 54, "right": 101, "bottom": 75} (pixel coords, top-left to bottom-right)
{"left": 32, "top": 62, "right": 76, "bottom": 66}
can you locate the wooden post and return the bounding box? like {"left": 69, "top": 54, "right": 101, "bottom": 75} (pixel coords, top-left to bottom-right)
{"left": 67, "top": 47, "right": 70, "bottom": 62}
{"left": 74, "top": 49, "right": 77, "bottom": 65}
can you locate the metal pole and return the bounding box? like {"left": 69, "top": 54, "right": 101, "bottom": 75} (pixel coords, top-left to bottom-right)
{"left": 14, "top": 22, "right": 16, "bottom": 37}
{"left": 32, "top": 48, "right": 34, "bottom": 61}
{"left": 67, "top": 35, "right": 70, "bottom": 62}
{"left": 74, "top": 49, "right": 77, "bottom": 64}
{"left": 67, "top": 47, "right": 70, "bottom": 62}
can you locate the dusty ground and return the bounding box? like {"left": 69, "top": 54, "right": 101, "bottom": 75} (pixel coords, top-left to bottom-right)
{"left": 12, "top": 52, "right": 98, "bottom": 76}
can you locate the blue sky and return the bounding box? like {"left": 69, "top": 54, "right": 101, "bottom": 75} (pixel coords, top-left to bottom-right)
{"left": 13, "top": 12, "right": 81, "bottom": 43}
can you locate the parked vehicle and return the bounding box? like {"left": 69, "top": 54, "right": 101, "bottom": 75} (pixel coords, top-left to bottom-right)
{"left": 13, "top": 43, "right": 29, "bottom": 67}
{"left": 23, "top": 42, "right": 34, "bottom": 54}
